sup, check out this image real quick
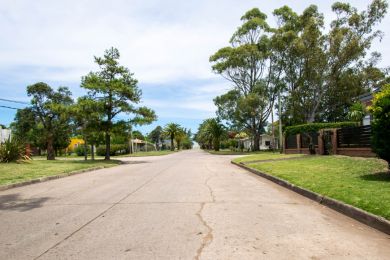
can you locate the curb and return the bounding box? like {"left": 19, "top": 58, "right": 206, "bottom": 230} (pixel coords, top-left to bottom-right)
{"left": 0, "top": 162, "right": 124, "bottom": 192}
{"left": 231, "top": 160, "right": 390, "bottom": 235}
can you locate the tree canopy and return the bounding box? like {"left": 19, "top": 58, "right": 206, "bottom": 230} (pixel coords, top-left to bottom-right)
{"left": 81, "top": 47, "right": 156, "bottom": 160}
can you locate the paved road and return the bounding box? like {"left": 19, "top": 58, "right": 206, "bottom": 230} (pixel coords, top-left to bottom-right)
{"left": 0, "top": 150, "right": 389, "bottom": 259}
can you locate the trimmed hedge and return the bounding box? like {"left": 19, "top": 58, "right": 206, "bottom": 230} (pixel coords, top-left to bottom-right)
{"left": 285, "top": 122, "right": 357, "bottom": 136}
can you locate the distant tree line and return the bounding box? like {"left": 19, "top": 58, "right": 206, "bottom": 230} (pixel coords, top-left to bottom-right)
{"left": 11, "top": 48, "right": 159, "bottom": 161}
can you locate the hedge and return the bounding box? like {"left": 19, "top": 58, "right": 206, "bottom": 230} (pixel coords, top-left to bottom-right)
{"left": 284, "top": 122, "right": 358, "bottom": 136}
{"left": 96, "top": 144, "right": 129, "bottom": 156}
{"left": 74, "top": 145, "right": 90, "bottom": 156}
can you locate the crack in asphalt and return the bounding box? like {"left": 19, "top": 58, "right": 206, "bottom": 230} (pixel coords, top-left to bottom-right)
{"left": 195, "top": 202, "right": 214, "bottom": 260}
{"left": 194, "top": 166, "right": 217, "bottom": 260}
{"left": 33, "top": 160, "right": 177, "bottom": 260}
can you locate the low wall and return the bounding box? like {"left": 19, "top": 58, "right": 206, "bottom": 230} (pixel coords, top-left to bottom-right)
{"left": 336, "top": 148, "right": 376, "bottom": 157}
{"left": 285, "top": 148, "right": 320, "bottom": 155}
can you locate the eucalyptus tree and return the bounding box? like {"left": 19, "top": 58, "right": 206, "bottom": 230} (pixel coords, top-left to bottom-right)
{"left": 273, "top": 1, "right": 388, "bottom": 124}
{"left": 81, "top": 47, "right": 156, "bottom": 160}
{"left": 210, "top": 8, "right": 282, "bottom": 151}
{"left": 322, "top": 0, "right": 388, "bottom": 121}
{"left": 26, "top": 82, "right": 73, "bottom": 160}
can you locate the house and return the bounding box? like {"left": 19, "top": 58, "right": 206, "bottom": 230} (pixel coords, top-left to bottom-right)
{"left": 242, "top": 134, "right": 276, "bottom": 151}
{"left": 358, "top": 89, "right": 381, "bottom": 126}
{"left": 67, "top": 138, "right": 85, "bottom": 152}
{"left": 0, "top": 127, "right": 11, "bottom": 143}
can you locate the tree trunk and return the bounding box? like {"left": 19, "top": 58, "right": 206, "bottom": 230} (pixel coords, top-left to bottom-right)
{"left": 253, "top": 133, "right": 260, "bottom": 151}
{"left": 105, "top": 132, "right": 110, "bottom": 160}
{"left": 91, "top": 144, "right": 95, "bottom": 160}
{"left": 170, "top": 136, "right": 174, "bottom": 151}
{"left": 213, "top": 137, "right": 220, "bottom": 151}
{"left": 47, "top": 135, "right": 55, "bottom": 160}
{"left": 84, "top": 139, "right": 88, "bottom": 161}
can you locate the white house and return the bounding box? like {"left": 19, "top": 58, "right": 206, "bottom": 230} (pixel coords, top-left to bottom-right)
{"left": 242, "top": 134, "right": 277, "bottom": 151}
{"left": 0, "top": 128, "right": 11, "bottom": 143}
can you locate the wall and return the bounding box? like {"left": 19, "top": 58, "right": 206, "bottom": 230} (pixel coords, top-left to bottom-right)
{"left": 284, "top": 129, "right": 375, "bottom": 158}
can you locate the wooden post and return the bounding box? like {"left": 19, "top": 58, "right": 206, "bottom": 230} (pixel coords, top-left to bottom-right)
{"left": 318, "top": 130, "right": 324, "bottom": 155}
{"left": 297, "top": 134, "right": 301, "bottom": 154}
{"left": 332, "top": 129, "right": 338, "bottom": 155}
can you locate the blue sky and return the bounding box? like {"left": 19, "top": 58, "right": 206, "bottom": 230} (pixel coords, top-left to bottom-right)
{"left": 1, "top": 0, "right": 389, "bottom": 135}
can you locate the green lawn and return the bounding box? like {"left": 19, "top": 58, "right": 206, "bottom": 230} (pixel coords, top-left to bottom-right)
{"left": 32, "top": 150, "right": 175, "bottom": 160}
{"left": 246, "top": 156, "right": 390, "bottom": 220}
{"left": 0, "top": 159, "right": 121, "bottom": 186}
{"left": 233, "top": 152, "right": 305, "bottom": 163}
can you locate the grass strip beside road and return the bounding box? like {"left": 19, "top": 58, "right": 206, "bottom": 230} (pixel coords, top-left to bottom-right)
{"left": 232, "top": 152, "right": 305, "bottom": 163}
{"left": 244, "top": 155, "right": 390, "bottom": 220}
{"left": 0, "top": 159, "right": 121, "bottom": 186}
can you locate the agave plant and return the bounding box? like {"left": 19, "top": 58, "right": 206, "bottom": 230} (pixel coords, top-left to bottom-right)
{"left": 0, "top": 138, "right": 27, "bottom": 163}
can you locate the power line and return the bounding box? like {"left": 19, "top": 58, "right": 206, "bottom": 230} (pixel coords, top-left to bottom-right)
{"left": 0, "top": 98, "right": 29, "bottom": 105}
{"left": 0, "top": 105, "right": 19, "bottom": 110}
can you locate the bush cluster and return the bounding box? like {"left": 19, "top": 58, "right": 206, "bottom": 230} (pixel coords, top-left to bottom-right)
{"left": 74, "top": 145, "right": 90, "bottom": 156}
{"left": 368, "top": 85, "right": 390, "bottom": 169}
{"left": 96, "top": 144, "right": 129, "bottom": 156}
{"left": 284, "top": 122, "right": 357, "bottom": 136}
{"left": 0, "top": 138, "right": 25, "bottom": 163}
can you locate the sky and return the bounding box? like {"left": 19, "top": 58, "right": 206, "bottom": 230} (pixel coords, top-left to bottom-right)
{"left": 0, "top": 0, "right": 389, "bottom": 135}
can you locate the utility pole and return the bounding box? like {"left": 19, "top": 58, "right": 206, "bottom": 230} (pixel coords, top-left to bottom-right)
{"left": 278, "top": 90, "right": 283, "bottom": 153}
{"left": 271, "top": 105, "right": 275, "bottom": 151}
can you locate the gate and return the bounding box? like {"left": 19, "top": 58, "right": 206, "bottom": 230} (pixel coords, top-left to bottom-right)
{"left": 322, "top": 130, "right": 333, "bottom": 155}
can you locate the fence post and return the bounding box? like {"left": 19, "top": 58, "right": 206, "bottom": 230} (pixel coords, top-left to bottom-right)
{"left": 318, "top": 130, "right": 324, "bottom": 155}
{"left": 332, "top": 128, "right": 338, "bottom": 155}
{"left": 296, "top": 134, "right": 301, "bottom": 153}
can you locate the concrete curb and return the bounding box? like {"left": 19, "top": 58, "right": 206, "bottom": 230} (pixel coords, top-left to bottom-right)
{"left": 0, "top": 162, "right": 124, "bottom": 192}
{"left": 231, "top": 160, "right": 390, "bottom": 235}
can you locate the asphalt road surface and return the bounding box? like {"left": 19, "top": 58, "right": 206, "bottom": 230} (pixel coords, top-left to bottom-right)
{"left": 0, "top": 150, "right": 389, "bottom": 259}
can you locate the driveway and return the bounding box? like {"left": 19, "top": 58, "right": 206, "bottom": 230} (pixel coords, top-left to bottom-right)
{"left": 0, "top": 150, "right": 389, "bottom": 259}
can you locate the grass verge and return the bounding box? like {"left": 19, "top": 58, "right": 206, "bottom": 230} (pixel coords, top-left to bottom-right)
{"left": 245, "top": 155, "right": 390, "bottom": 220}
{"left": 0, "top": 159, "right": 121, "bottom": 186}
{"left": 232, "top": 152, "right": 305, "bottom": 163}
{"left": 207, "top": 149, "right": 280, "bottom": 155}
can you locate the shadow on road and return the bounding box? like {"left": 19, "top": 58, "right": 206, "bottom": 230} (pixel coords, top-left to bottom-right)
{"left": 0, "top": 193, "right": 51, "bottom": 212}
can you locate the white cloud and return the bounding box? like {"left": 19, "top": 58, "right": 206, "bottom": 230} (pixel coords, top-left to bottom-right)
{"left": 1, "top": 0, "right": 388, "bottom": 84}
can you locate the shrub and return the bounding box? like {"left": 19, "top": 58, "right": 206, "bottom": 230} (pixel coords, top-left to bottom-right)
{"left": 0, "top": 138, "right": 26, "bottom": 163}
{"left": 284, "top": 122, "right": 357, "bottom": 136}
{"left": 96, "top": 144, "right": 129, "bottom": 156}
{"left": 74, "top": 145, "right": 90, "bottom": 156}
{"left": 368, "top": 85, "right": 390, "bottom": 169}
{"left": 347, "top": 102, "right": 366, "bottom": 124}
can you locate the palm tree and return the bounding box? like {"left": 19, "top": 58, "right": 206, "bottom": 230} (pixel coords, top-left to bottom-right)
{"left": 174, "top": 127, "right": 187, "bottom": 150}
{"left": 163, "top": 123, "right": 180, "bottom": 151}
{"left": 195, "top": 118, "right": 225, "bottom": 151}
{"left": 206, "top": 119, "right": 225, "bottom": 151}
{"left": 347, "top": 102, "right": 366, "bottom": 126}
